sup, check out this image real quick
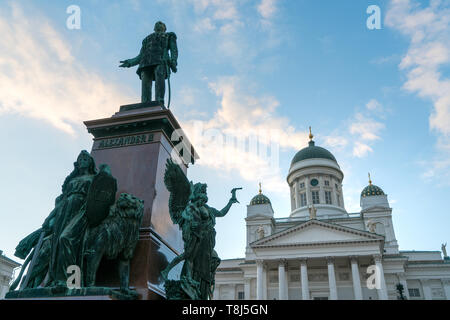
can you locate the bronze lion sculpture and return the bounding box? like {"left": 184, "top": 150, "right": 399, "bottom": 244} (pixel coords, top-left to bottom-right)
{"left": 83, "top": 193, "right": 144, "bottom": 294}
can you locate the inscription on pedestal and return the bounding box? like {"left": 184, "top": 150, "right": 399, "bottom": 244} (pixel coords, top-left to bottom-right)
{"left": 94, "top": 133, "right": 154, "bottom": 150}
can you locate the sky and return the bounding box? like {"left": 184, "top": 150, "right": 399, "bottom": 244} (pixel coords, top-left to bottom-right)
{"left": 1, "top": 0, "right": 450, "bottom": 267}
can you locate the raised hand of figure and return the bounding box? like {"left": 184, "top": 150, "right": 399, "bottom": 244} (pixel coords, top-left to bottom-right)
{"left": 119, "top": 60, "right": 131, "bottom": 68}
{"left": 230, "top": 187, "right": 243, "bottom": 204}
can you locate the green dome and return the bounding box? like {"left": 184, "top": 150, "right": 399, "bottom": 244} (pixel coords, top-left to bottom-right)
{"left": 361, "top": 184, "right": 385, "bottom": 197}
{"left": 291, "top": 140, "right": 337, "bottom": 166}
{"left": 250, "top": 193, "right": 271, "bottom": 205}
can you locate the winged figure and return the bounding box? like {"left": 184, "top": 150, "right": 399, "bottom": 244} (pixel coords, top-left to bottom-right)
{"left": 162, "top": 158, "right": 241, "bottom": 299}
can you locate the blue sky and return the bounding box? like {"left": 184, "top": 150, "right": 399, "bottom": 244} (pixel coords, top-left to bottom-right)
{"left": 1, "top": 0, "right": 450, "bottom": 265}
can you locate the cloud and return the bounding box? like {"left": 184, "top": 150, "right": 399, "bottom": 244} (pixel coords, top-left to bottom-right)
{"left": 366, "top": 99, "right": 382, "bottom": 112}
{"left": 206, "top": 77, "right": 306, "bottom": 150}
{"left": 350, "top": 113, "right": 385, "bottom": 142}
{"left": 323, "top": 136, "right": 348, "bottom": 149}
{"left": 370, "top": 54, "right": 400, "bottom": 65}
{"left": 193, "top": 17, "right": 216, "bottom": 33}
{"left": 349, "top": 111, "right": 385, "bottom": 158}
{"left": 386, "top": 0, "right": 450, "bottom": 179}
{"left": 180, "top": 76, "right": 308, "bottom": 194}
{"left": 352, "top": 142, "right": 373, "bottom": 158}
{"left": 0, "top": 3, "right": 135, "bottom": 135}
{"left": 257, "top": 0, "right": 278, "bottom": 20}
{"left": 323, "top": 100, "right": 386, "bottom": 159}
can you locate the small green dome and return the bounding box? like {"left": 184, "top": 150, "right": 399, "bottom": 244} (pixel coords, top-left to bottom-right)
{"left": 361, "top": 184, "right": 385, "bottom": 197}
{"left": 291, "top": 140, "right": 337, "bottom": 166}
{"left": 250, "top": 193, "right": 271, "bottom": 205}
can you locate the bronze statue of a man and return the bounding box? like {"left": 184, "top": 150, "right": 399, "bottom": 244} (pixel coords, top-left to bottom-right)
{"left": 119, "top": 21, "right": 178, "bottom": 104}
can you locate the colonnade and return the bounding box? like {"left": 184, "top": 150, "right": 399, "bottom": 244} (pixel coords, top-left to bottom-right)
{"left": 255, "top": 255, "right": 388, "bottom": 300}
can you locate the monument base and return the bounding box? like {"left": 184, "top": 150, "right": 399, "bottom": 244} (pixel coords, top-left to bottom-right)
{"left": 83, "top": 102, "right": 197, "bottom": 299}
{"left": 5, "top": 286, "right": 138, "bottom": 300}
{"left": 164, "top": 278, "right": 200, "bottom": 300}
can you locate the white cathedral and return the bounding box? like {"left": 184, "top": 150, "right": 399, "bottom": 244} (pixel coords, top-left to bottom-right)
{"left": 213, "top": 131, "right": 450, "bottom": 300}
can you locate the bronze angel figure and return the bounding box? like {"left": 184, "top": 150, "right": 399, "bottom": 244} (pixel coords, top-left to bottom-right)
{"left": 161, "top": 158, "right": 241, "bottom": 299}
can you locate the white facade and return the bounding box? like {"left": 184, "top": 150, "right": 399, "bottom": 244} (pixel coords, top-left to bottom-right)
{"left": 214, "top": 139, "right": 450, "bottom": 300}
{"left": 0, "top": 250, "right": 20, "bottom": 299}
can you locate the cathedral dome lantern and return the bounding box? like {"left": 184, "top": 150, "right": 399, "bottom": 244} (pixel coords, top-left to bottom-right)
{"left": 247, "top": 183, "right": 274, "bottom": 219}
{"left": 250, "top": 184, "right": 271, "bottom": 205}
{"left": 360, "top": 174, "right": 389, "bottom": 210}
{"left": 287, "top": 128, "right": 346, "bottom": 218}
{"left": 361, "top": 185, "right": 385, "bottom": 197}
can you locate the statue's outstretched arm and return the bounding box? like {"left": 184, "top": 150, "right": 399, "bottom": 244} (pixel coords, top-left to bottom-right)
{"left": 215, "top": 202, "right": 233, "bottom": 217}
{"left": 213, "top": 188, "right": 241, "bottom": 217}
{"left": 119, "top": 44, "right": 142, "bottom": 68}
{"left": 210, "top": 188, "right": 242, "bottom": 217}
{"left": 119, "top": 53, "right": 141, "bottom": 68}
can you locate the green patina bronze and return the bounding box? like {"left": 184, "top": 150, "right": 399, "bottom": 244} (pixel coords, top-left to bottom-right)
{"left": 162, "top": 158, "right": 241, "bottom": 300}
{"left": 290, "top": 140, "right": 337, "bottom": 166}
{"left": 7, "top": 151, "right": 144, "bottom": 300}
{"left": 119, "top": 21, "right": 178, "bottom": 105}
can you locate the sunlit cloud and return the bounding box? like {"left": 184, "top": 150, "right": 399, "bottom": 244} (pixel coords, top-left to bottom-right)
{"left": 386, "top": 0, "right": 450, "bottom": 180}
{"left": 350, "top": 113, "right": 385, "bottom": 142}
{"left": 0, "top": 3, "right": 135, "bottom": 136}
{"left": 258, "top": 0, "right": 278, "bottom": 20}
{"left": 180, "top": 76, "right": 307, "bottom": 194}
{"left": 322, "top": 100, "right": 386, "bottom": 159}
{"left": 352, "top": 142, "right": 373, "bottom": 158}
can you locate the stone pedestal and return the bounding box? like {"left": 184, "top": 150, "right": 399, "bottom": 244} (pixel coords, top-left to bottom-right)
{"left": 83, "top": 102, "right": 197, "bottom": 300}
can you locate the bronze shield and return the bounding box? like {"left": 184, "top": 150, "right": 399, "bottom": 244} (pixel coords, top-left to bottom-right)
{"left": 85, "top": 171, "right": 117, "bottom": 227}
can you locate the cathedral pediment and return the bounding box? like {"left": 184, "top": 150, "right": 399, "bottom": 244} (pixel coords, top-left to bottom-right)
{"left": 251, "top": 219, "right": 383, "bottom": 248}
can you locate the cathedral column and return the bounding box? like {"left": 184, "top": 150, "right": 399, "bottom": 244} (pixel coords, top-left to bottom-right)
{"left": 244, "top": 278, "right": 251, "bottom": 300}
{"left": 332, "top": 178, "right": 338, "bottom": 206}
{"left": 0, "top": 285, "right": 5, "bottom": 300}
{"left": 319, "top": 176, "right": 325, "bottom": 204}
{"left": 442, "top": 279, "right": 450, "bottom": 300}
{"left": 374, "top": 255, "right": 388, "bottom": 300}
{"left": 256, "top": 260, "right": 263, "bottom": 300}
{"left": 397, "top": 273, "right": 410, "bottom": 300}
{"left": 420, "top": 279, "right": 432, "bottom": 300}
{"left": 278, "top": 260, "right": 287, "bottom": 300}
{"left": 262, "top": 262, "right": 267, "bottom": 300}
{"left": 305, "top": 176, "right": 312, "bottom": 206}
{"left": 327, "top": 257, "right": 338, "bottom": 300}
{"left": 291, "top": 185, "right": 296, "bottom": 212}
{"left": 340, "top": 184, "right": 345, "bottom": 208}
{"left": 213, "top": 284, "right": 220, "bottom": 300}
{"left": 350, "top": 256, "right": 363, "bottom": 300}
{"left": 300, "top": 259, "right": 310, "bottom": 300}
{"left": 295, "top": 180, "right": 300, "bottom": 209}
